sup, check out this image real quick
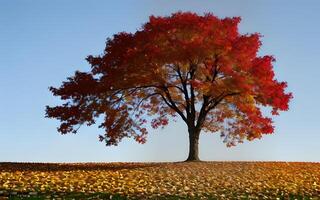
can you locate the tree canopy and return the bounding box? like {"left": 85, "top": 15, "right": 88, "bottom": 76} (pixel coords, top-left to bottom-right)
{"left": 46, "top": 12, "right": 292, "bottom": 152}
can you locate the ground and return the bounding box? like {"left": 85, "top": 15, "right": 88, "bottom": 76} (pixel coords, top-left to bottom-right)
{"left": 0, "top": 162, "right": 319, "bottom": 199}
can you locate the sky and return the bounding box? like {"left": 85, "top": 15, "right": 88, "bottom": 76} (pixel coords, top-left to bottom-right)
{"left": 0, "top": 0, "right": 319, "bottom": 163}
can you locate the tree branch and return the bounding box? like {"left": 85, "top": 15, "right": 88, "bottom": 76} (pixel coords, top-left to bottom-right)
{"left": 195, "top": 95, "right": 209, "bottom": 130}
{"left": 134, "top": 92, "right": 160, "bottom": 111}
{"left": 188, "top": 65, "right": 196, "bottom": 126}
{"left": 176, "top": 66, "right": 190, "bottom": 115}
{"left": 158, "top": 92, "right": 187, "bottom": 123}
{"left": 206, "top": 92, "right": 241, "bottom": 112}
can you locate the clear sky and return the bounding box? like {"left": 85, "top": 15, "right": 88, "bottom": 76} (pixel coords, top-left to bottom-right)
{"left": 1, "top": 0, "right": 319, "bottom": 163}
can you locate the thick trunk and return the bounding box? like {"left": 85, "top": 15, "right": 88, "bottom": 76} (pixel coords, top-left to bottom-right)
{"left": 185, "top": 128, "right": 201, "bottom": 162}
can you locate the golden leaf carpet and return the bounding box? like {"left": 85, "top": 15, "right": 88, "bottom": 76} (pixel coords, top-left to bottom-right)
{"left": 0, "top": 162, "right": 319, "bottom": 199}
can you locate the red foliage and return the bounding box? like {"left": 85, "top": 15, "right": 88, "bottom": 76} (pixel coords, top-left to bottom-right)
{"left": 46, "top": 12, "right": 292, "bottom": 147}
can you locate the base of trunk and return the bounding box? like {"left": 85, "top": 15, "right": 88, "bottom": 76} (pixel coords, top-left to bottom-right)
{"left": 185, "top": 151, "right": 201, "bottom": 162}
{"left": 184, "top": 157, "right": 201, "bottom": 162}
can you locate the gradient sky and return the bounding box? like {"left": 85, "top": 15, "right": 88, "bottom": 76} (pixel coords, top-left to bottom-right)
{"left": 1, "top": 0, "right": 319, "bottom": 162}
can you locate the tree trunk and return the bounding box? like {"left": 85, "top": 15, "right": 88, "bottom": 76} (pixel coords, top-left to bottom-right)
{"left": 185, "top": 128, "right": 201, "bottom": 162}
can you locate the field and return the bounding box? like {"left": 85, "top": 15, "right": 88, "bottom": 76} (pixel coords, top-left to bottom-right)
{"left": 0, "top": 162, "right": 319, "bottom": 199}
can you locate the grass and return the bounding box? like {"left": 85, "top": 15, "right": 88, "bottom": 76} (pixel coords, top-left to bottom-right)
{"left": 0, "top": 161, "right": 319, "bottom": 199}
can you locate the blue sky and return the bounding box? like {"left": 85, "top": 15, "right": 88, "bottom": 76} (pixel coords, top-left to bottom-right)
{"left": 1, "top": 0, "right": 319, "bottom": 162}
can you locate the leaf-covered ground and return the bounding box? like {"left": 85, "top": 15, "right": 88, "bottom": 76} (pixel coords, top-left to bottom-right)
{"left": 0, "top": 162, "right": 319, "bottom": 199}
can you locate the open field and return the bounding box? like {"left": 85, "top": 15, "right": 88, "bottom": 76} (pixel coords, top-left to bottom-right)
{"left": 0, "top": 162, "right": 319, "bottom": 199}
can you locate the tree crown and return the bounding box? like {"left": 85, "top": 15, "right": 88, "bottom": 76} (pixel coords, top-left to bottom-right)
{"left": 46, "top": 12, "right": 292, "bottom": 147}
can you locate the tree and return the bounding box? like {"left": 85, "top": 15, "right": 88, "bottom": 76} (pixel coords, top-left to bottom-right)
{"left": 46, "top": 12, "right": 292, "bottom": 161}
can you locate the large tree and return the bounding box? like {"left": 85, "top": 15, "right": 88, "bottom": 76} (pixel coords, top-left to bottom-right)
{"left": 46, "top": 12, "right": 292, "bottom": 161}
